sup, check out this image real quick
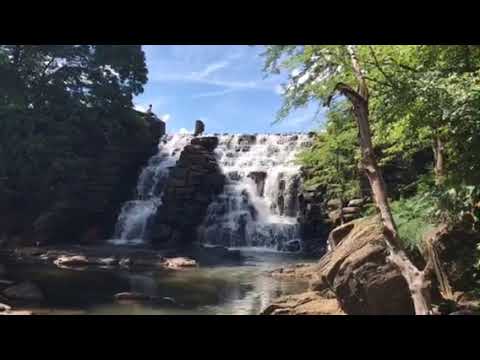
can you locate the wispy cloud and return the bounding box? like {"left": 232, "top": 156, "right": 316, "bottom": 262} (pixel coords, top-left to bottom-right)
{"left": 192, "top": 60, "right": 229, "bottom": 79}
{"left": 192, "top": 88, "right": 237, "bottom": 99}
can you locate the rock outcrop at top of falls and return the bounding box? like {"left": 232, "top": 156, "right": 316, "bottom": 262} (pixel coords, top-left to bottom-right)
{"left": 150, "top": 136, "right": 225, "bottom": 246}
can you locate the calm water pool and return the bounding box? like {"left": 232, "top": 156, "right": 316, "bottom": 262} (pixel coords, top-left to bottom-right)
{"left": 3, "top": 249, "right": 312, "bottom": 315}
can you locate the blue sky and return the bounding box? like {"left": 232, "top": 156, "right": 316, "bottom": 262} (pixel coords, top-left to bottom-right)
{"left": 133, "top": 45, "right": 326, "bottom": 134}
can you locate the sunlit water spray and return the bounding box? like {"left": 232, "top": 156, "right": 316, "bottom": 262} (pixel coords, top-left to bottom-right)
{"left": 109, "top": 133, "right": 193, "bottom": 245}
{"left": 198, "top": 134, "right": 313, "bottom": 251}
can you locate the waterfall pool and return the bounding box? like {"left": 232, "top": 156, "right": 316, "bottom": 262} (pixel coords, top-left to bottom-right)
{"left": 2, "top": 248, "right": 313, "bottom": 315}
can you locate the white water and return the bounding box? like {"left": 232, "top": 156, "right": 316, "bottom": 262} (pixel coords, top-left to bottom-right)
{"left": 109, "top": 134, "right": 193, "bottom": 245}
{"left": 198, "top": 134, "right": 313, "bottom": 251}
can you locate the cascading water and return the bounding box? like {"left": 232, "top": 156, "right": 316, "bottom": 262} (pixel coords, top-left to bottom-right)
{"left": 198, "top": 134, "right": 313, "bottom": 252}
{"left": 109, "top": 133, "right": 192, "bottom": 245}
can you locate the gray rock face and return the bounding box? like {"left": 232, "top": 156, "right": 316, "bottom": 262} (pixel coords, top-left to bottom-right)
{"left": 151, "top": 137, "right": 225, "bottom": 246}
{"left": 247, "top": 171, "right": 267, "bottom": 197}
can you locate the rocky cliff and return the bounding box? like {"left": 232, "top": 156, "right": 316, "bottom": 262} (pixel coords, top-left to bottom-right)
{"left": 151, "top": 136, "right": 225, "bottom": 247}
{"left": 0, "top": 113, "right": 165, "bottom": 247}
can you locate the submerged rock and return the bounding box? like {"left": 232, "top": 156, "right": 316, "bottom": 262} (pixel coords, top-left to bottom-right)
{"left": 3, "top": 281, "right": 44, "bottom": 303}
{"left": 114, "top": 292, "right": 177, "bottom": 306}
{"left": 114, "top": 292, "right": 151, "bottom": 302}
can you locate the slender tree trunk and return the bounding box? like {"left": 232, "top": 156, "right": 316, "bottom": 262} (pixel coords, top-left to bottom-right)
{"left": 433, "top": 136, "right": 445, "bottom": 185}
{"left": 331, "top": 46, "right": 433, "bottom": 315}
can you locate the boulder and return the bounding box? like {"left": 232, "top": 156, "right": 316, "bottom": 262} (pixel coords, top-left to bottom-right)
{"left": 261, "top": 292, "right": 344, "bottom": 315}
{"left": 327, "top": 209, "right": 342, "bottom": 226}
{"left": 0, "top": 280, "right": 14, "bottom": 288}
{"left": 163, "top": 257, "right": 197, "bottom": 270}
{"left": 327, "top": 199, "right": 342, "bottom": 210}
{"left": 311, "top": 216, "right": 415, "bottom": 315}
{"left": 247, "top": 171, "right": 267, "bottom": 197}
{"left": 114, "top": 292, "right": 151, "bottom": 302}
{"left": 54, "top": 255, "right": 89, "bottom": 268}
{"left": 348, "top": 199, "right": 364, "bottom": 207}
{"left": 3, "top": 281, "right": 45, "bottom": 303}
{"left": 425, "top": 224, "right": 480, "bottom": 292}
{"left": 342, "top": 207, "right": 361, "bottom": 214}
{"left": 194, "top": 120, "right": 205, "bottom": 137}
{"left": 0, "top": 310, "right": 33, "bottom": 315}
{"left": 0, "top": 302, "right": 11, "bottom": 312}
{"left": 191, "top": 136, "right": 219, "bottom": 152}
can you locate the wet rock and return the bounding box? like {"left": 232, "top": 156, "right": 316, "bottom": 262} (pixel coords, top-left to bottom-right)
{"left": 3, "top": 281, "right": 45, "bottom": 303}
{"left": 97, "top": 257, "right": 117, "bottom": 266}
{"left": 191, "top": 136, "right": 219, "bottom": 152}
{"left": 54, "top": 255, "right": 89, "bottom": 268}
{"left": 114, "top": 292, "right": 151, "bottom": 303}
{"left": 247, "top": 171, "right": 267, "bottom": 197}
{"left": 0, "top": 279, "right": 14, "bottom": 288}
{"left": 238, "top": 134, "right": 256, "bottom": 145}
{"left": 0, "top": 302, "right": 11, "bottom": 312}
{"left": 119, "top": 258, "right": 132, "bottom": 268}
{"left": 284, "top": 239, "right": 302, "bottom": 252}
{"left": 449, "top": 310, "right": 479, "bottom": 315}
{"left": 163, "top": 257, "right": 197, "bottom": 270}
{"left": 0, "top": 309, "right": 33, "bottom": 315}
{"left": 151, "top": 135, "right": 224, "bottom": 246}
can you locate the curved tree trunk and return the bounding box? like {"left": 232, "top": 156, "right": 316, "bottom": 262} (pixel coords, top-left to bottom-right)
{"left": 433, "top": 136, "right": 446, "bottom": 186}
{"left": 328, "top": 46, "right": 433, "bottom": 315}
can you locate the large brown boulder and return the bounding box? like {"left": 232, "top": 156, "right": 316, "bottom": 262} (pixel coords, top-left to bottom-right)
{"left": 426, "top": 224, "right": 480, "bottom": 292}
{"left": 311, "top": 216, "right": 415, "bottom": 315}
{"left": 261, "top": 292, "right": 344, "bottom": 315}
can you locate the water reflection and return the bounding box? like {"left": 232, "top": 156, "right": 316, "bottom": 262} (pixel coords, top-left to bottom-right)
{"left": 3, "top": 249, "right": 311, "bottom": 315}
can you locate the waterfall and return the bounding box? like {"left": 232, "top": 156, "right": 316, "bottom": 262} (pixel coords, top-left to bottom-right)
{"left": 109, "top": 133, "right": 192, "bottom": 245}
{"left": 198, "top": 134, "right": 313, "bottom": 251}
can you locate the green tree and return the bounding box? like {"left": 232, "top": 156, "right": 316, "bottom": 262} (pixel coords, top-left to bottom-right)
{"left": 262, "top": 45, "right": 433, "bottom": 314}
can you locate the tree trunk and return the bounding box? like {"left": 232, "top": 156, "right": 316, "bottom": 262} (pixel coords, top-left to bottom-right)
{"left": 330, "top": 46, "right": 433, "bottom": 315}
{"left": 433, "top": 136, "right": 445, "bottom": 186}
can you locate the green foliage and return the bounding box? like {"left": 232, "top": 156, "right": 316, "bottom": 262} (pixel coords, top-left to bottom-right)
{"left": 0, "top": 45, "right": 151, "bottom": 228}
{"left": 390, "top": 194, "right": 436, "bottom": 251}
{"left": 297, "top": 100, "right": 361, "bottom": 200}
{"left": 425, "top": 184, "right": 480, "bottom": 226}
